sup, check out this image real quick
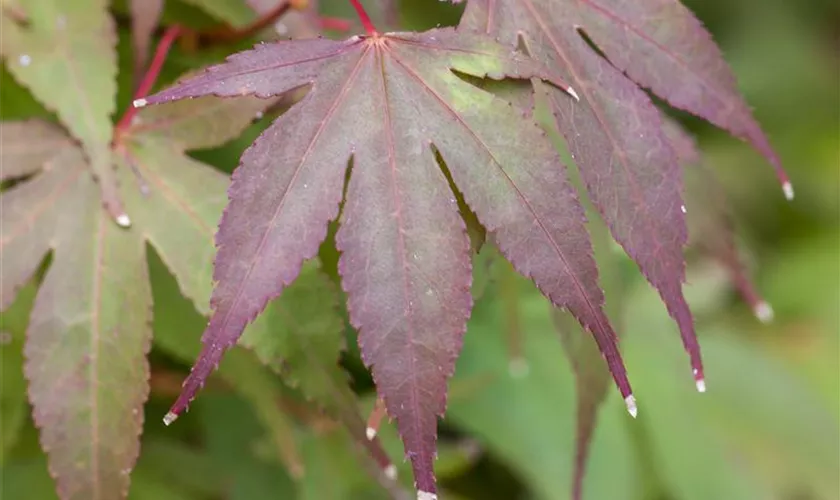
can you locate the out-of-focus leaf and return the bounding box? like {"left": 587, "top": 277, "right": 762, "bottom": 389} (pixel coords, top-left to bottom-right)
{"left": 130, "top": 0, "right": 164, "bottom": 87}
{"left": 699, "top": 332, "right": 840, "bottom": 499}
{"left": 127, "top": 470, "right": 192, "bottom": 500}
{"left": 179, "top": 0, "right": 256, "bottom": 26}
{"left": 240, "top": 264, "right": 348, "bottom": 412}
{"left": 132, "top": 439, "right": 224, "bottom": 498}
{"left": 1, "top": 0, "right": 125, "bottom": 220}
{"left": 447, "top": 274, "right": 642, "bottom": 500}
{"left": 196, "top": 393, "right": 296, "bottom": 499}
{"left": 0, "top": 282, "right": 36, "bottom": 464}
{"left": 663, "top": 117, "right": 770, "bottom": 321}
{"left": 0, "top": 120, "right": 73, "bottom": 181}
{"left": 239, "top": 264, "right": 403, "bottom": 496}
{"left": 0, "top": 139, "right": 152, "bottom": 500}
{"left": 0, "top": 72, "right": 275, "bottom": 499}
{"left": 0, "top": 456, "right": 59, "bottom": 500}
{"left": 553, "top": 211, "right": 630, "bottom": 500}
{"left": 622, "top": 285, "right": 773, "bottom": 500}
{"left": 299, "top": 427, "right": 394, "bottom": 500}
{"left": 147, "top": 250, "right": 304, "bottom": 478}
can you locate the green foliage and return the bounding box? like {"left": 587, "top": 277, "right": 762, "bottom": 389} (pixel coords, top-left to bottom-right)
{"left": 1, "top": 0, "right": 837, "bottom": 499}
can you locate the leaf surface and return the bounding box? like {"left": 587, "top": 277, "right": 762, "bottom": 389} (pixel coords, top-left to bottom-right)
{"left": 129, "top": 0, "right": 164, "bottom": 86}
{"left": 0, "top": 143, "right": 152, "bottom": 500}
{"left": 0, "top": 119, "right": 73, "bottom": 181}
{"left": 663, "top": 119, "right": 770, "bottom": 321}
{"left": 240, "top": 264, "right": 348, "bottom": 410}
{"left": 0, "top": 88, "right": 272, "bottom": 499}
{"left": 0, "top": 0, "right": 125, "bottom": 220}
{"left": 461, "top": 0, "right": 705, "bottom": 386}
{"left": 448, "top": 272, "right": 641, "bottom": 500}
{"left": 139, "top": 27, "right": 633, "bottom": 495}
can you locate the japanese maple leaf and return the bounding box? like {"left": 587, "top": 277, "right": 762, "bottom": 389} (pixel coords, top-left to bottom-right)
{"left": 458, "top": 0, "right": 791, "bottom": 390}
{"left": 663, "top": 118, "right": 774, "bottom": 323}
{"left": 0, "top": 92, "right": 272, "bottom": 499}
{"left": 1, "top": 76, "right": 272, "bottom": 500}
{"left": 137, "top": 27, "right": 635, "bottom": 498}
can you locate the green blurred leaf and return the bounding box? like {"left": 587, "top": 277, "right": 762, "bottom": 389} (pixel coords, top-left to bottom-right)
{"left": 0, "top": 456, "right": 59, "bottom": 500}
{"left": 447, "top": 275, "right": 642, "bottom": 500}
{"left": 0, "top": 281, "right": 36, "bottom": 464}
{"left": 240, "top": 263, "right": 350, "bottom": 412}
{"left": 148, "top": 249, "right": 304, "bottom": 478}
{"left": 620, "top": 280, "right": 838, "bottom": 500}
{"left": 1, "top": 0, "right": 124, "bottom": 217}
{"left": 196, "top": 393, "right": 296, "bottom": 500}
{"left": 178, "top": 0, "right": 256, "bottom": 26}
{"left": 133, "top": 439, "right": 223, "bottom": 498}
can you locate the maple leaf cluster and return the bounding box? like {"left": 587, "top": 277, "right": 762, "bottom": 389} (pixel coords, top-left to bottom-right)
{"left": 1, "top": 0, "right": 787, "bottom": 499}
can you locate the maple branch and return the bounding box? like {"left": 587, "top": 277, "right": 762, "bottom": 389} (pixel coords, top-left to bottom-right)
{"left": 348, "top": 0, "right": 377, "bottom": 35}
{"left": 116, "top": 25, "right": 182, "bottom": 136}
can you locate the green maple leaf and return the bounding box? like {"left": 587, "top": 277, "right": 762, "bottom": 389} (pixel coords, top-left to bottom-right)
{"left": 0, "top": 4, "right": 275, "bottom": 494}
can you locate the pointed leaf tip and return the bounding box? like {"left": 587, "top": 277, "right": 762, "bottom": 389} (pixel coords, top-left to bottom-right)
{"left": 366, "top": 427, "right": 377, "bottom": 440}
{"left": 754, "top": 301, "right": 774, "bottom": 323}
{"left": 418, "top": 491, "right": 438, "bottom": 500}
{"left": 783, "top": 181, "right": 795, "bottom": 201}
{"left": 384, "top": 464, "right": 398, "bottom": 480}
{"left": 116, "top": 213, "right": 131, "bottom": 227}
{"left": 693, "top": 368, "right": 707, "bottom": 393}
{"left": 625, "top": 395, "right": 638, "bottom": 418}
{"left": 162, "top": 411, "right": 178, "bottom": 426}
{"left": 133, "top": 98, "right": 148, "bottom": 108}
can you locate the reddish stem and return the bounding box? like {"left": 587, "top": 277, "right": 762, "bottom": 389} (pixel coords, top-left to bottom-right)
{"left": 365, "top": 397, "right": 387, "bottom": 439}
{"left": 115, "top": 25, "right": 182, "bottom": 136}
{"left": 348, "top": 0, "right": 377, "bottom": 35}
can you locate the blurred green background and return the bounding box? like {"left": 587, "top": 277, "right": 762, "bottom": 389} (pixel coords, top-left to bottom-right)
{"left": 1, "top": 0, "right": 838, "bottom": 499}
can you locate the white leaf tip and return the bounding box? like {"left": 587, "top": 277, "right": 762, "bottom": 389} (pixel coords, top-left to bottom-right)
{"left": 417, "top": 491, "right": 437, "bottom": 500}
{"left": 116, "top": 213, "right": 131, "bottom": 227}
{"left": 133, "top": 98, "right": 148, "bottom": 108}
{"left": 754, "top": 301, "right": 774, "bottom": 323}
{"left": 365, "top": 427, "right": 377, "bottom": 440}
{"left": 624, "top": 395, "right": 638, "bottom": 418}
{"left": 163, "top": 412, "right": 178, "bottom": 426}
{"left": 567, "top": 86, "right": 580, "bottom": 101}
{"left": 783, "top": 181, "right": 794, "bottom": 201}
{"left": 696, "top": 378, "right": 707, "bottom": 393}
{"left": 384, "top": 464, "right": 397, "bottom": 480}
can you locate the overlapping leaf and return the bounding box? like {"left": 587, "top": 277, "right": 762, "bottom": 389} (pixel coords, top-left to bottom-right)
{"left": 138, "top": 27, "right": 635, "bottom": 496}
{"left": 663, "top": 119, "right": 772, "bottom": 322}
{"left": 1, "top": 138, "right": 151, "bottom": 500}
{"left": 130, "top": 0, "right": 164, "bottom": 86}
{"left": 1, "top": 82, "right": 272, "bottom": 500}
{"left": 459, "top": 0, "right": 789, "bottom": 389}
{"left": 0, "top": 0, "right": 125, "bottom": 222}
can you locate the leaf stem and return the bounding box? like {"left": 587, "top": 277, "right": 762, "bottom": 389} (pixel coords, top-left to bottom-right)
{"left": 115, "top": 25, "right": 182, "bottom": 137}
{"left": 347, "top": 0, "right": 377, "bottom": 35}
